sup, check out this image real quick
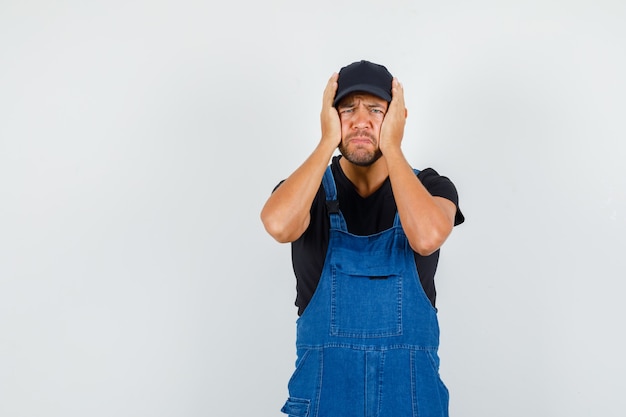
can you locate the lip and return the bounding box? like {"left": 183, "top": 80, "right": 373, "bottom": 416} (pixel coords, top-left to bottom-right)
{"left": 348, "top": 137, "right": 374, "bottom": 145}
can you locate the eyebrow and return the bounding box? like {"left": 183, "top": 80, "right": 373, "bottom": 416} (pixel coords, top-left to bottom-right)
{"left": 338, "top": 100, "right": 386, "bottom": 110}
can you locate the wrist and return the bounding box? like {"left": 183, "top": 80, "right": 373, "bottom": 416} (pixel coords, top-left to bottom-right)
{"left": 380, "top": 142, "right": 402, "bottom": 157}
{"left": 320, "top": 134, "right": 340, "bottom": 148}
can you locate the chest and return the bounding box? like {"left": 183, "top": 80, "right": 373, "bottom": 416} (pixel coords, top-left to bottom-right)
{"left": 336, "top": 185, "right": 397, "bottom": 236}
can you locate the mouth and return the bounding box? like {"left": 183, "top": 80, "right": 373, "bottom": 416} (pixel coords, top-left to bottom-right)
{"left": 349, "top": 138, "right": 374, "bottom": 145}
{"left": 346, "top": 133, "right": 376, "bottom": 146}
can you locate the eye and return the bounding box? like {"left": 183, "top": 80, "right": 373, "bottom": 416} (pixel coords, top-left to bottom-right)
{"left": 371, "top": 108, "right": 384, "bottom": 114}
{"left": 339, "top": 108, "right": 353, "bottom": 114}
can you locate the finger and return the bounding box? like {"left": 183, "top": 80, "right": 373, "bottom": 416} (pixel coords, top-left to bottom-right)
{"left": 390, "top": 78, "right": 405, "bottom": 106}
{"left": 323, "top": 72, "right": 339, "bottom": 106}
{"left": 389, "top": 78, "right": 407, "bottom": 119}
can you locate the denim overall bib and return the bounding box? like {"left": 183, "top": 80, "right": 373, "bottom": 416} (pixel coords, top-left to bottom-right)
{"left": 281, "top": 167, "right": 449, "bottom": 417}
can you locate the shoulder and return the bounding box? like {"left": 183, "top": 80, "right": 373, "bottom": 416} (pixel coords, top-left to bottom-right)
{"left": 416, "top": 167, "right": 450, "bottom": 183}
{"left": 416, "top": 168, "right": 457, "bottom": 198}
{"left": 416, "top": 167, "right": 465, "bottom": 226}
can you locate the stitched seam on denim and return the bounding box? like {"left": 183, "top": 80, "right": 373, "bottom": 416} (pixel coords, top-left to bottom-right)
{"left": 288, "top": 349, "right": 312, "bottom": 386}
{"left": 397, "top": 273, "right": 403, "bottom": 336}
{"left": 296, "top": 343, "right": 440, "bottom": 351}
{"left": 364, "top": 352, "right": 368, "bottom": 417}
{"left": 425, "top": 350, "right": 439, "bottom": 374}
{"left": 426, "top": 350, "right": 449, "bottom": 410}
{"left": 377, "top": 350, "right": 385, "bottom": 417}
{"left": 313, "top": 349, "right": 323, "bottom": 417}
{"left": 411, "top": 349, "right": 418, "bottom": 417}
{"left": 329, "top": 265, "right": 337, "bottom": 336}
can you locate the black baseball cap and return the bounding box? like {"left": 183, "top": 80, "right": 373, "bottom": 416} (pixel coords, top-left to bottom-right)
{"left": 333, "top": 60, "right": 393, "bottom": 107}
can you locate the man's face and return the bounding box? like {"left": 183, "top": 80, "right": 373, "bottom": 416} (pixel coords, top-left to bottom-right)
{"left": 336, "top": 93, "right": 388, "bottom": 167}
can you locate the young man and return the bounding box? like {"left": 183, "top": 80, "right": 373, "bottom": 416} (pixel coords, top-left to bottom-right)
{"left": 261, "top": 60, "right": 464, "bottom": 417}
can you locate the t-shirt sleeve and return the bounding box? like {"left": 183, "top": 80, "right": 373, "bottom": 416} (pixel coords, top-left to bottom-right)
{"left": 272, "top": 180, "right": 285, "bottom": 193}
{"left": 418, "top": 168, "right": 465, "bottom": 226}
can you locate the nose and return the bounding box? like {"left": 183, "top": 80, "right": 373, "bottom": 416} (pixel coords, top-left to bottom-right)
{"left": 352, "top": 106, "right": 370, "bottom": 129}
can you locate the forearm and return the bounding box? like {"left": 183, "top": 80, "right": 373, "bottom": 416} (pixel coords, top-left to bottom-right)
{"left": 262, "top": 73, "right": 341, "bottom": 243}
{"left": 383, "top": 147, "right": 455, "bottom": 255}
{"left": 260, "top": 139, "right": 337, "bottom": 243}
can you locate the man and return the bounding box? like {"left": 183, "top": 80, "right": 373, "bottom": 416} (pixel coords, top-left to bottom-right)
{"left": 261, "top": 60, "right": 464, "bottom": 417}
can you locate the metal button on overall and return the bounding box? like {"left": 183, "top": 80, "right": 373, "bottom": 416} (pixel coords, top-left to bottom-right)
{"left": 281, "top": 167, "right": 449, "bottom": 417}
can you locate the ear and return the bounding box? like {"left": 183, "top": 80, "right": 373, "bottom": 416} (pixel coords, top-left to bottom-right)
{"left": 404, "top": 108, "right": 408, "bottom": 118}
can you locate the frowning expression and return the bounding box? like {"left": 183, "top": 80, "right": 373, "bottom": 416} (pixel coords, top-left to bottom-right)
{"left": 336, "top": 93, "right": 388, "bottom": 166}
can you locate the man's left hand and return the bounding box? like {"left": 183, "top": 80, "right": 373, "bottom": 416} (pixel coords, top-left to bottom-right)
{"left": 379, "top": 78, "right": 407, "bottom": 155}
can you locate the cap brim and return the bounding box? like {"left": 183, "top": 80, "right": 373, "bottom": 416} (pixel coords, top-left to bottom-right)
{"left": 333, "top": 84, "right": 392, "bottom": 107}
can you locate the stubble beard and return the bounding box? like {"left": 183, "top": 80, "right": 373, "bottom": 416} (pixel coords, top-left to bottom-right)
{"left": 338, "top": 132, "right": 383, "bottom": 167}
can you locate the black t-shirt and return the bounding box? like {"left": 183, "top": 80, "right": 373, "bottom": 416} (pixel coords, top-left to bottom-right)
{"left": 288, "top": 156, "right": 465, "bottom": 316}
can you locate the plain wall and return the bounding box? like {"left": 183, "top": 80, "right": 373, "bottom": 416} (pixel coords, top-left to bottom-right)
{"left": 1, "top": 1, "right": 625, "bottom": 416}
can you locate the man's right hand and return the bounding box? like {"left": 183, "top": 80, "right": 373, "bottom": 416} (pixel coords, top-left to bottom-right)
{"left": 320, "top": 73, "right": 341, "bottom": 147}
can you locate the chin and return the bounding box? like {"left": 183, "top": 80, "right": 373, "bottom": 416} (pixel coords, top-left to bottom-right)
{"left": 339, "top": 148, "right": 383, "bottom": 167}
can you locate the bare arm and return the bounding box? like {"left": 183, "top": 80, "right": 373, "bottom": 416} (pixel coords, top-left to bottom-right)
{"left": 380, "top": 79, "right": 457, "bottom": 255}
{"left": 260, "top": 74, "right": 341, "bottom": 243}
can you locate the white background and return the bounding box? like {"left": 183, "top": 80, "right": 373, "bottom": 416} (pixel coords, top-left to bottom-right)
{"left": 1, "top": 1, "right": 625, "bottom": 416}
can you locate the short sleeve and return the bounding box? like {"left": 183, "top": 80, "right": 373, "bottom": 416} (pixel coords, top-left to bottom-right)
{"left": 418, "top": 168, "right": 465, "bottom": 226}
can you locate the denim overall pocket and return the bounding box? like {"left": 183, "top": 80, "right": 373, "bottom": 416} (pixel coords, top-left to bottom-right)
{"left": 280, "top": 397, "right": 310, "bottom": 417}
{"left": 330, "top": 263, "right": 403, "bottom": 338}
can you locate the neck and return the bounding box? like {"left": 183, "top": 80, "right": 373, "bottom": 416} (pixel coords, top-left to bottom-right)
{"left": 338, "top": 156, "right": 389, "bottom": 198}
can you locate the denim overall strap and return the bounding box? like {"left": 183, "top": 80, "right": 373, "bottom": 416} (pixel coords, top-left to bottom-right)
{"left": 392, "top": 168, "right": 421, "bottom": 228}
{"left": 322, "top": 166, "right": 348, "bottom": 232}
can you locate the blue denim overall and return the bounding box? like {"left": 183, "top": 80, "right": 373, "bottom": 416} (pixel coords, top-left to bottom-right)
{"left": 281, "top": 167, "right": 449, "bottom": 417}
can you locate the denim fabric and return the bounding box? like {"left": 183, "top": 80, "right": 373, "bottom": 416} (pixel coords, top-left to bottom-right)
{"left": 281, "top": 167, "right": 449, "bottom": 417}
